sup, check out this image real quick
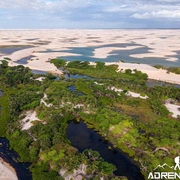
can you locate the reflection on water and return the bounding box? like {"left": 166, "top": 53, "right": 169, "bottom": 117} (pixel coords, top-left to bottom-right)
{"left": 66, "top": 121, "right": 144, "bottom": 180}
{"left": 0, "top": 138, "right": 32, "bottom": 180}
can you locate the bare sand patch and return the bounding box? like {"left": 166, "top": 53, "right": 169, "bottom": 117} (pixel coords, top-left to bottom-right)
{"left": 130, "top": 53, "right": 178, "bottom": 62}
{"left": 1, "top": 29, "right": 180, "bottom": 63}
{"left": 0, "top": 159, "right": 18, "bottom": 180}
{"left": 0, "top": 29, "right": 180, "bottom": 83}
{"left": 165, "top": 103, "right": 180, "bottom": 118}
{"left": 21, "top": 111, "right": 40, "bottom": 130}
{"left": 109, "top": 86, "right": 148, "bottom": 99}
{"left": 93, "top": 46, "right": 142, "bottom": 59}
{"left": 40, "top": 93, "right": 53, "bottom": 107}
{"left": 59, "top": 164, "right": 86, "bottom": 180}
{"left": 105, "top": 62, "right": 180, "bottom": 85}
{"left": 35, "top": 77, "right": 45, "bottom": 81}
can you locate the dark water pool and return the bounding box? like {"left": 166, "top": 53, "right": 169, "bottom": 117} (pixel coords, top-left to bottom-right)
{"left": 68, "top": 85, "right": 85, "bottom": 96}
{"left": 31, "top": 69, "right": 47, "bottom": 75}
{"left": 65, "top": 74, "right": 92, "bottom": 80}
{"left": 146, "top": 79, "right": 180, "bottom": 88}
{"left": 66, "top": 121, "right": 144, "bottom": 180}
{"left": 68, "top": 85, "right": 76, "bottom": 92}
{"left": 0, "top": 45, "right": 33, "bottom": 55}
{"left": 0, "top": 138, "right": 32, "bottom": 180}
{"left": 16, "top": 55, "right": 35, "bottom": 64}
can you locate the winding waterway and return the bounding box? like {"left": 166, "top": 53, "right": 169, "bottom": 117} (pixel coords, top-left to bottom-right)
{"left": 0, "top": 138, "right": 32, "bottom": 180}
{"left": 0, "top": 68, "right": 178, "bottom": 180}
{"left": 66, "top": 121, "right": 144, "bottom": 180}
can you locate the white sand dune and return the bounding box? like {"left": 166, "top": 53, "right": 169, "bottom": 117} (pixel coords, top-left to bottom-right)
{"left": 105, "top": 62, "right": 180, "bottom": 85}
{"left": 0, "top": 160, "right": 18, "bottom": 180}
{"left": 165, "top": 103, "right": 180, "bottom": 118}
{"left": 93, "top": 46, "right": 142, "bottom": 59}
{"left": 0, "top": 29, "right": 180, "bottom": 83}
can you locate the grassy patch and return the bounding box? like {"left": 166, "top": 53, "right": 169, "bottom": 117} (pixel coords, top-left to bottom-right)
{"left": 114, "top": 102, "right": 159, "bottom": 123}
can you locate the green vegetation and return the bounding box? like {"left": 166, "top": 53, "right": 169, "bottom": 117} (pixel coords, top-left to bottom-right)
{"left": 65, "top": 61, "right": 148, "bottom": 81}
{"left": 0, "top": 59, "right": 180, "bottom": 179}
{"left": 0, "top": 90, "right": 10, "bottom": 137}
{"left": 154, "top": 64, "right": 180, "bottom": 74}
{"left": 50, "top": 58, "right": 66, "bottom": 68}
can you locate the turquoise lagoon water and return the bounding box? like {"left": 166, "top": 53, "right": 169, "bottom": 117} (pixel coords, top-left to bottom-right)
{"left": 1, "top": 42, "right": 180, "bottom": 67}
{"left": 39, "top": 43, "right": 180, "bottom": 67}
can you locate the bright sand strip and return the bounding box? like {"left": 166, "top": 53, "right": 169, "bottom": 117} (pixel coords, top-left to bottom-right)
{"left": 93, "top": 46, "right": 142, "bottom": 59}
{"left": 21, "top": 111, "right": 40, "bottom": 130}
{"left": 2, "top": 47, "right": 64, "bottom": 75}
{"left": 0, "top": 159, "right": 18, "bottom": 180}
{"left": 1, "top": 29, "right": 180, "bottom": 62}
{"left": 130, "top": 53, "right": 178, "bottom": 62}
{"left": 0, "top": 30, "right": 180, "bottom": 83}
{"left": 40, "top": 93, "right": 53, "bottom": 107}
{"left": 105, "top": 62, "right": 180, "bottom": 85}
{"left": 165, "top": 103, "right": 180, "bottom": 118}
{"left": 35, "top": 77, "right": 45, "bottom": 81}
{"left": 1, "top": 47, "right": 82, "bottom": 75}
{"left": 110, "top": 86, "right": 148, "bottom": 99}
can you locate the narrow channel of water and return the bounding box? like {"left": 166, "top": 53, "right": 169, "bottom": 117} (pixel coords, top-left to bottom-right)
{"left": 66, "top": 121, "right": 144, "bottom": 180}
{"left": 146, "top": 79, "right": 180, "bottom": 88}
{"left": 65, "top": 74, "right": 92, "bottom": 80}
{"left": 0, "top": 90, "right": 3, "bottom": 97}
{"left": 63, "top": 72, "right": 180, "bottom": 89}
{"left": 31, "top": 69, "right": 47, "bottom": 75}
{"left": 0, "top": 138, "right": 32, "bottom": 180}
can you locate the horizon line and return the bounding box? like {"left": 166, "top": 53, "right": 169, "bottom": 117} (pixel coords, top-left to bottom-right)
{"left": 0, "top": 28, "right": 180, "bottom": 30}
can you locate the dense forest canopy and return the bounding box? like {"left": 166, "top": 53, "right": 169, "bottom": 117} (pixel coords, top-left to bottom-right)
{"left": 0, "top": 59, "right": 180, "bottom": 180}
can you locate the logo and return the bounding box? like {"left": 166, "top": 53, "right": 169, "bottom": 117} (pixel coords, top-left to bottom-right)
{"left": 175, "top": 156, "right": 180, "bottom": 171}
{"left": 148, "top": 156, "right": 180, "bottom": 179}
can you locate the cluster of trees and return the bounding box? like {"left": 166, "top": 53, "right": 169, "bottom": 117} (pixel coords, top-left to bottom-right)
{"left": 50, "top": 59, "right": 66, "bottom": 68}
{"left": 0, "top": 60, "right": 33, "bottom": 86}
{"left": 0, "top": 59, "right": 180, "bottom": 179}
{"left": 51, "top": 60, "right": 148, "bottom": 82}
{"left": 0, "top": 61, "right": 118, "bottom": 179}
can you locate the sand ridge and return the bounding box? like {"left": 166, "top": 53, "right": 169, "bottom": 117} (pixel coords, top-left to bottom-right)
{"left": 0, "top": 29, "right": 180, "bottom": 83}
{"left": 105, "top": 62, "right": 180, "bottom": 84}
{"left": 1, "top": 29, "right": 180, "bottom": 62}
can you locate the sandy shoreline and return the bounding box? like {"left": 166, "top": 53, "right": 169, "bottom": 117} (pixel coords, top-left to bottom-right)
{"left": 0, "top": 29, "right": 180, "bottom": 84}
{"left": 2, "top": 47, "right": 180, "bottom": 85}
{"left": 0, "top": 158, "right": 18, "bottom": 180}
{"left": 105, "top": 62, "right": 180, "bottom": 85}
